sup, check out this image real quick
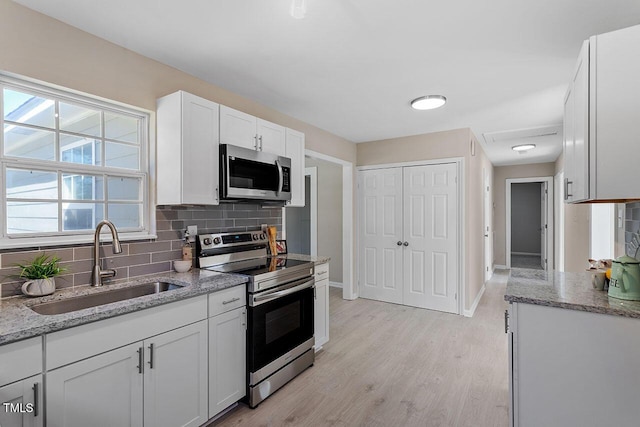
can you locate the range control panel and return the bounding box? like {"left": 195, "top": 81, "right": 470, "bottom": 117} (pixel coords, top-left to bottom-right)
{"left": 198, "top": 231, "right": 266, "bottom": 249}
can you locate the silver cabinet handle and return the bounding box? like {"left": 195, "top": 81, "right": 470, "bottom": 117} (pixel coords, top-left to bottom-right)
{"left": 403, "top": 241, "right": 409, "bottom": 247}
{"left": 259, "top": 135, "right": 263, "bottom": 151}
{"left": 254, "top": 134, "right": 259, "bottom": 150}
{"left": 565, "top": 178, "right": 573, "bottom": 199}
{"left": 32, "top": 382, "right": 39, "bottom": 417}
{"left": 242, "top": 308, "right": 247, "bottom": 329}
{"left": 137, "top": 347, "right": 143, "bottom": 374}
{"left": 397, "top": 241, "right": 403, "bottom": 246}
{"left": 504, "top": 310, "right": 509, "bottom": 334}
{"left": 148, "top": 343, "right": 155, "bottom": 369}
{"left": 222, "top": 297, "right": 240, "bottom": 305}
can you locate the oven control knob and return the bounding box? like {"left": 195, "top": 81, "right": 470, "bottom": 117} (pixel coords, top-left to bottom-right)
{"left": 253, "top": 234, "right": 259, "bottom": 240}
{"left": 203, "top": 238, "right": 212, "bottom": 245}
{"left": 260, "top": 234, "right": 266, "bottom": 240}
{"left": 213, "top": 237, "right": 221, "bottom": 245}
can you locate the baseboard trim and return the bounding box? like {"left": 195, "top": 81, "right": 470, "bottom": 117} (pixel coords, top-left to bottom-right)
{"left": 329, "top": 281, "right": 343, "bottom": 289}
{"left": 463, "top": 284, "right": 486, "bottom": 318}
{"left": 495, "top": 264, "right": 507, "bottom": 270}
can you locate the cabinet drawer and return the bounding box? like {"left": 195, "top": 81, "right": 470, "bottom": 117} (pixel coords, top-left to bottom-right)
{"left": 209, "top": 285, "right": 246, "bottom": 317}
{"left": 46, "top": 295, "right": 207, "bottom": 370}
{"left": 0, "top": 336, "right": 42, "bottom": 386}
{"left": 315, "top": 262, "right": 329, "bottom": 280}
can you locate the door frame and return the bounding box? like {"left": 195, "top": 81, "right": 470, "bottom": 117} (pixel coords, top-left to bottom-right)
{"left": 357, "top": 157, "right": 464, "bottom": 315}
{"left": 506, "top": 176, "right": 554, "bottom": 269}
{"left": 483, "top": 167, "right": 493, "bottom": 282}
{"left": 305, "top": 149, "right": 355, "bottom": 300}
{"left": 306, "top": 167, "right": 318, "bottom": 256}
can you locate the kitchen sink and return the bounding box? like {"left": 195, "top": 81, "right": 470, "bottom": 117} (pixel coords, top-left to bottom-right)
{"left": 29, "top": 281, "right": 184, "bottom": 315}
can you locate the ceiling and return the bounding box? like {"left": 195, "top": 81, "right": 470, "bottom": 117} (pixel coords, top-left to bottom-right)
{"left": 15, "top": 0, "right": 640, "bottom": 166}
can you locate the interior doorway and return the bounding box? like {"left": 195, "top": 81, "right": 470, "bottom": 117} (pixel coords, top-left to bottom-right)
{"left": 506, "top": 177, "right": 554, "bottom": 270}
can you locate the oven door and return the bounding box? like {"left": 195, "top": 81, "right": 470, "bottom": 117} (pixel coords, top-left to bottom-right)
{"left": 247, "top": 277, "right": 314, "bottom": 374}
{"left": 221, "top": 144, "right": 291, "bottom": 201}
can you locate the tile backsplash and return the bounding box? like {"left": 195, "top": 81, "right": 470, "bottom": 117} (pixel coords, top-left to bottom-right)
{"left": 625, "top": 202, "right": 640, "bottom": 257}
{"left": 0, "top": 203, "right": 281, "bottom": 298}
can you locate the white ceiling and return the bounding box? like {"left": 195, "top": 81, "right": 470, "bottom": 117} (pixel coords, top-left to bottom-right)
{"left": 15, "top": 0, "right": 640, "bottom": 165}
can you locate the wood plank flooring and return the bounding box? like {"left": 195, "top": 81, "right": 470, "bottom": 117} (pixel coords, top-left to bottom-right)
{"left": 211, "top": 271, "right": 510, "bottom": 427}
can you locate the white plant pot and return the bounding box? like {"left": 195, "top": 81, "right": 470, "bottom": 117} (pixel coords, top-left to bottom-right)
{"left": 22, "top": 277, "right": 56, "bottom": 297}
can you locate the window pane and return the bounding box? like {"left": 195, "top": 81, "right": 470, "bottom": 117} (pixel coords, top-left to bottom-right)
{"left": 3, "top": 88, "right": 55, "bottom": 129}
{"left": 59, "top": 102, "right": 101, "bottom": 136}
{"left": 6, "top": 169, "right": 58, "bottom": 199}
{"left": 105, "top": 142, "right": 139, "bottom": 170}
{"left": 105, "top": 112, "right": 139, "bottom": 144}
{"left": 7, "top": 202, "right": 58, "bottom": 234}
{"left": 63, "top": 202, "right": 104, "bottom": 231}
{"left": 108, "top": 177, "right": 141, "bottom": 201}
{"left": 62, "top": 174, "right": 104, "bottom": 200}
{"left": 4, "top": 124, "right": 55, "bottom": 160}
{"left": 60, "top": 133, "right": 101, "bottom": 166}
{"left": 108, "top": 204, "right": 141, "bottom": 229}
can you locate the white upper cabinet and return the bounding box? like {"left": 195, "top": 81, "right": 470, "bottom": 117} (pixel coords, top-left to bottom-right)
{"left": 563, "top": 24, "right": 640, "bottom": 202}
{"left": 157, "top": 91, "right": 220, "bottom": 205}
{"left": 220, "top": 106, "right": 285, "bottom": 156}
{"left": 285, "top": 128, "right": 306, "bottom": 207}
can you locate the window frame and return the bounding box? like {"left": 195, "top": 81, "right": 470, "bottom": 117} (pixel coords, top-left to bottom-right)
{"left": 0, "top": 72, "right": 156, "bottom": 249}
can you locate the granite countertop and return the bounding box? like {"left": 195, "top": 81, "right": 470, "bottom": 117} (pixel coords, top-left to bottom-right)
{"left": 281, "top": 253, "right": 331, "bottom": 265}
{"left": 0, "top": 269, "right": 247, "bottom": 345}
{"left": 504, "top": 268, "right": 640, "bottom": 319}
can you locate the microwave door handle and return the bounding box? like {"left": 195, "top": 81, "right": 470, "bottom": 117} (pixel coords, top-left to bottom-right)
{"left": 276, "top": 159, "right": 283, "bottom": 196}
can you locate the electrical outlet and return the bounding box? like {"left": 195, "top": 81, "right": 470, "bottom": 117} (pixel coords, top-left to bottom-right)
{"left": 261, "top": 224, "right": 268, "bottom": 232}
{"left": 187, "top": 225, "right": 197, "bottom": 242}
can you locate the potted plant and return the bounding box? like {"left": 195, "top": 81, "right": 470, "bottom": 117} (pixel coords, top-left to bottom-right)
{"left": 15, "top": 253, "right": 67, "bottom": 297}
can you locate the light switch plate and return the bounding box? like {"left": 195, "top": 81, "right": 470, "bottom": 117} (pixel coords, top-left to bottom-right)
{"left": 187, "top": 225, "right": 197, "bottom": 242}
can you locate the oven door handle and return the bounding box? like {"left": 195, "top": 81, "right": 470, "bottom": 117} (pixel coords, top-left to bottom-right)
{"left": 251, "top": 277, "right": 314, "bottom": 306}
{"left": 276, "top": 159, "right": 283, "bottom": 196}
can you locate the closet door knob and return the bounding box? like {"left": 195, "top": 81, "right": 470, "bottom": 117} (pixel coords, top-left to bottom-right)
{"left": 403, "top": 241, "right": 409, "bottom": 247}
{"left": 397, "top": 241, "right": 403, "bottom": 246}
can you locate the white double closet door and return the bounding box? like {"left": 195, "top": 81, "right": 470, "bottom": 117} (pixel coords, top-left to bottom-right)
{"left": 358, "top": 163, "right": 459, "bottom": 314}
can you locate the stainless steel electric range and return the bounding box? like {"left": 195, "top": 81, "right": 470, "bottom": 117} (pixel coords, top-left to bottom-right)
{"left": 197, "top": 231, "right": 315, "bottom": 408}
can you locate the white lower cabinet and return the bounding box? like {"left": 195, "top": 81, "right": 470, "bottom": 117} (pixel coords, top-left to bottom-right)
{"left": 508, "top": 302, "right": 640, "bottom": 426}
{"left": 208, "top": 307, "right": 246, "bottom": 418}
{"left": 314, "top": 262, "right": 330, "bottom": 350}
{"left": 46, "top": 343, "right": 143, "bottom": 427}
{"left": 0, "top": 374, "right": 43, "bottom": 427}
{"left": 47, "top": 321, "right": 208, "bottom": 427}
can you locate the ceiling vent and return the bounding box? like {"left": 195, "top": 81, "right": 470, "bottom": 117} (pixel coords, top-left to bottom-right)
{"left": 483, "top": 124, "right": 562, "bottom": 145}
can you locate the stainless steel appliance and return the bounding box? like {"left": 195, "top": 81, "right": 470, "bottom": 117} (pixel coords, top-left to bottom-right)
{"left": 220, "top": 144, "right": 292, "bottom": 203}
{"left": 197, "top": 231, "right": 314, "bottom": 408}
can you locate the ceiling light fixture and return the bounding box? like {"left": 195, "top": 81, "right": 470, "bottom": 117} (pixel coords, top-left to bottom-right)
{"left": 512, "top": 144, "right": 536, "bottom": 152}
{"left": 410, "top": 95, "right": 447, "bottom": 110}
{"left": 290, "top": 0, "right": 307, "bottom": 19}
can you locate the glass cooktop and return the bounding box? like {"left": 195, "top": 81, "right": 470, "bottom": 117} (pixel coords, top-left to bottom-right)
{"left": 206, "top": 257, "right": 310, "bottom": 276}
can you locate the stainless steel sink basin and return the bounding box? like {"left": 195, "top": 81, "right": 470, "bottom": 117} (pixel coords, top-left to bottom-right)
{"left": 29, "top": 282, "right": 184, "bottom": 315}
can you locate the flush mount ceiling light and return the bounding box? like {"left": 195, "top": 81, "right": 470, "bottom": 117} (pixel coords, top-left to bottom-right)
{"left": 410, "top": 95, "right": 447, "bottom": 110}
{"left": 512, "top": 144, "right": 536, "bottom": 152}
{"left": 290, "top": 0, "right": 307, "bottom": 19}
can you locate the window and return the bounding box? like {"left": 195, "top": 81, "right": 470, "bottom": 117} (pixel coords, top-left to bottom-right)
{"left": 0, "top": 75, "right": 153, "bottom": 248}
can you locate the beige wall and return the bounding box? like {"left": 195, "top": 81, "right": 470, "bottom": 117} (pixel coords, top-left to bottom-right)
{"left": 493, "top": 162, "right": 556, "bottom": 267}
{"left": 306, "top": 158, "right": 343, "bottom": 283}
{"left": 357, "top": 128, "right": 492, "bottom": 312}
{"left": 554, "top": 155, "right": 591, "bottom": 272}
{"left": 0, "top": 0, "right": 356, "bottom": 164}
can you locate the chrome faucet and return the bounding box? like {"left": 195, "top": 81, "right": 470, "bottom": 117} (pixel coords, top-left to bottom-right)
{"left": 91, "top": 220, "right": 123, "bottom": 287}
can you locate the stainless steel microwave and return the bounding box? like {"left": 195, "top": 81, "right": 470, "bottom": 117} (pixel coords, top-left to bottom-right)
{"left": 220, "top": 144, "right": 292, "bottom": 202}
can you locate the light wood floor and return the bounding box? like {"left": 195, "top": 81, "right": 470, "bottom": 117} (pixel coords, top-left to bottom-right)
{"left": 212, "top": 271, "right": 510, "bottom": 427}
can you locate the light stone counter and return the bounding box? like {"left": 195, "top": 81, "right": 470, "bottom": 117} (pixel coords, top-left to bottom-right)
{"left": 0, "top": 269, "right": 247, "bottom": 345}
{"left": 504, "top": 268, "right": 640, "bottom": 318}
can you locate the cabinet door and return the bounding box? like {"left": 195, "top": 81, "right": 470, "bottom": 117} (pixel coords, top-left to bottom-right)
{"left": 257, "top": 119, "right": 286, "bottom": 155}
{"left": 285, "top": 128, "right": 306, "bottom": 207}
{"left": 220, "top": 105, "right": 257, "bottom": 150}
{"left": 0, "top": 375, "right": 43, "bottom": 427}
{"left": 182, "top": 92, "right": 220, "bottom": 205}
{"left": 570, "top": 41, "right": 589, "bottom": 202}
{"left": 47, "top": 343, "right": 143, "bottom": 427}
{"left": 209, "top": 307, "right": 246, "bottom": 418}
{"left": 563, "top": 81, "right": 575, "bottom": 202}
{"left": 314, "top": 279, "right": 329, "bottom": 350}
{"left": 144, "top": 321, "right": 208, "bottom": 427}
